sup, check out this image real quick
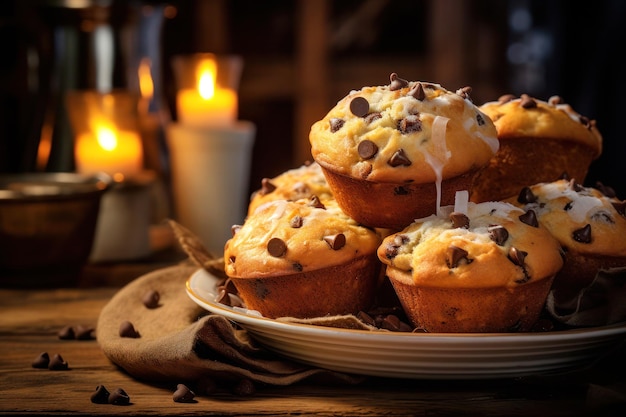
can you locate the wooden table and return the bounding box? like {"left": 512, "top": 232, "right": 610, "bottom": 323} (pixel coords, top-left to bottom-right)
{"left": 2, "top": 256, "right": 626, "bottom": 416}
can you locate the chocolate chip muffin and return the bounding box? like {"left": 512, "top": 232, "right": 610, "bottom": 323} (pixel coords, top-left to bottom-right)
{"left": 309, "top": 73, "right": 499, "bottom": 230}
{"left": 377, "top": 199, "right": 564, "bottom": 333}
{"left": 224, "top": 197, "right": 383, "bottom": 319}
{"left": 509, "top": 179, "right": 626, "bottom": 305}
{"left": 247, "top": 162, "right": 333, "bottom": 216}
{"left": 471, "top": 94, "right": 603, "bottom": 203}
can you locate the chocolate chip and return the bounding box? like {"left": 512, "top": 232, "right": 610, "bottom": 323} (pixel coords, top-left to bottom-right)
{"left": 267, "top": 237, "right": 287, "bottom": 257}
{"left": 90, "top": 385, "right": 110, "bottom": 404}
{"left": 476, "top": 113, "right": 486, "bottom": 126}
{"left": 350, "top": 96, "right": 370, "bottom": 117}
{"left": 289, "top": 215, "right": 303, "bottom": 228}
{"left": 394, "top": 186, "right": 409, "bottom": 195}
{"left": 498, "top": 94, "right": 516, "bottom": 104}
{"left": 517, "top": 187, "right": 537, "bottom": 204}
{"left": 570, "top": 181, "right": 585, "bottom": 192}
{"left": 449, "top": 212, "right": 469, "bottom": 229}
{"left": 408, "top": 82, "right": 426, "bottom": 100}
{"left": 358, "top": 140, "right": 378, "bottom": 160}
{"left": 548, "top": 95, "right": 564, "bottom": 105}
{"left": 307, "top": 195, "right": 325, "bottom": 209}
{"left": 48, "top": 353, "right": 68, "bottom": 370}
{"left": 173, "top": 384, "right": 196, "bottom": 403}
{"left": 456, "top": 86, "right": 472, "bottom": 100}
{"left": 446, "top": 245, "right": 470, "bottom": 268}
{"left": 364, "top": 112, "right": 382, "bottom": 124}
{"left": 380, "top": 314, "right": 412, "bottom": 332}
{"left": 324, "top": 233, "right": 346, "bottom": 250}
{"left": 119, "top": 321, "right": 140, "bottom": 338}
{"left": 488, "top": 225, "right": 509, "bottom": 245}
{"left": 573, "top": 224, "right": 592, "bottom": 243}
{"left": 74, "top": 325, "right": 95, "bottom": 340}
{"left": 612, "top": 201, "right": 626, "bottom": 217}
{"left": 519, "top": 210, "right": 539, "bottom": 227}
{"left": 389, "top": 72, "right": 409, "bottom": 90}
{"left": 260, "top": 178, "right": 276, "bottom": 195}
{"left": 329, "top": 118, "right": 344, "bottom": 133}
{"left": 398, "top": 115, "right": 422, "bottom": 133}
{"left": 388, "top": 149, "right": 412, "bottom": 167}
{"left": 292, "top": 262, "right": 303, "bottom": 272}
{"left": 232, "top": 378, "right": 256, "bottom": 396}
{"left": 57, "top": 325, "right": 75, "bottom": 340}
{"left": 31, "top": 352, "right": 49, "bottom": 368}
{"left": 508, "top": 247, "right": 527, "bottom": 267}
{"left": 108, "top": 388, "right": 130, "bottom": 405}
{"left": 519, "top": 94, "right": 537, "bottom": 108}
{"left": 591, "top": 210, "right": 614, "bottom": 224}
{"left": 142, "top": 290, "right": 160, "bottom": 309}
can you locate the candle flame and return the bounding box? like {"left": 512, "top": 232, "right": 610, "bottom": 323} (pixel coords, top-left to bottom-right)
{"left": 197, "top": 59, "right": 217, "bottom": 100}
{"left": 96, "top": 125, "right": 118, "bottom": 151}
{"left": 138, "top": 58, "right": 154, "bottom": 100}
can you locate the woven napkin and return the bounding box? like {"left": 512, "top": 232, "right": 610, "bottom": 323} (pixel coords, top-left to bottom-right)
{"left": 96, "top": 221, "right": 364, "bottom": 390}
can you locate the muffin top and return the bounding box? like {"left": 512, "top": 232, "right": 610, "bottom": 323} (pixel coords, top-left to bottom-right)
{"left": 247, "top": 162, "right": 333, "bottom": 216}
{"left": 377, "top": 200, "right": 564, "bottom": 288}
{"left": 309, "top": 73, "right": 499, "bottom": 184}
{"left": 479, "top": 94, "right": 602, "bottom": 157}
{"left": 225, "top": 198, "right": 382, "bottom": 278}
{"left": 510, "top": 179, "right": 626, "bottom": 256}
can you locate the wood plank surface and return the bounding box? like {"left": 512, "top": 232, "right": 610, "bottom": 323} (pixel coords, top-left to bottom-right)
{"left": 1, "top": 286, "right": 626, "bottom": 416}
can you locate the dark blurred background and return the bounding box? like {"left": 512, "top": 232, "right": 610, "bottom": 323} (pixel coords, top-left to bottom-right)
{"left": 1, "top": 0, "right": 625, "bottom": 198}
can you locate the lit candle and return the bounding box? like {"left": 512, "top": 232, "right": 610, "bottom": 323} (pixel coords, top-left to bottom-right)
{"left": 176, "top": 57, "right": 238, "bottom": 127}
{"left": 75, "top": 120, "right": 143, "bottom": 178}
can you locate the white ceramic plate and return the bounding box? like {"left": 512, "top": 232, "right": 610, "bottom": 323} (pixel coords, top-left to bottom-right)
{"left": 186, "top": 268, "right": 626, "bottom": 379}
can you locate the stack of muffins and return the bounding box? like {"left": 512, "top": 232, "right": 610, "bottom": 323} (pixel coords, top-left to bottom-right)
{"left": 221, "top": 73, "right": 626, "bottom": 333}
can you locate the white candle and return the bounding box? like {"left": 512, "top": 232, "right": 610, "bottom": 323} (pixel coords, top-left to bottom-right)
{"left": 176, "top": 58, "right": 238, "bottom": 127}
{"left": 75, "top": 122, "right": 143, "bottom": 177}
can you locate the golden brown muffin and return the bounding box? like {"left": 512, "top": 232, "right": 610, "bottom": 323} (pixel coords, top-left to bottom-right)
{"left": 471, "top": 94, "right": 603, "bottom": 203}
{"left": 377, "top": 199, "right": 564, "bottom": 333}
{"left": 509, "top": 179, "right": 626, "bottom": 305}
{"left": 224, "top": 197, "right": 383, "bottom": 319}
{"left": 309, "top": 73, "right": 499, "bottom": 230}
{"left": 247, "top": 161, "right": 333, "bottom": 216}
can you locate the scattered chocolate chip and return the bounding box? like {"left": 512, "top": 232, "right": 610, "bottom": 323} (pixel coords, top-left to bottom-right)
{"left": 488, "top": 225, "right": 509, "bottom": 246}
{"left": 31, "top": 352, "right": 50, "bottom": 369}
{"left": 292, "top": 262, "right": 303, "bottom": 272}
{"left": 48, "top": 353, "right": 68, "bottom": 370}
{"left": 350, "top": 96, "right": 370, "bottom": 117}
{"left": 508, "top": 247, "right": 527, "bottom": 267}
{"left": 364, "top": 112, "right": 382, "bottom": 124}
{"left": 231, "top": 225, "right": 242, "bottom": 236}
{"left": 324, "top": 233, "right": 346, "bottom": 250}
{"left": 289, "top": 215, "right": 303, "bottom": 228}
{"left": 357, "top": 140, "right": 378, "bottom": 160}
{"left": 380, "top": 314, "right": 413, "bottom": 332}
{"left": 591, "top": 210, "right": 614, "bottom": 224}
{"left": 119, "top": 321, "right": 140, "bottom": 338}
{"left": 517, "top": 187, "right": 537, "bottom": 204}
{"left": 449, "top": 212, "right": 469, "bottom": 229}
{"left": 267, "top": 237, "right": 287, "bottom": 257}
{"left": 408, "top": 82, "right": 425, "bottom": 100}
{"left": 548, "top": 95, "right": 564, "bottom": 105}
{"left": 232, "top": 378, "right": 256, "bottom": 396}
{"left": 446, "top": 245, "right": 470, "bottom": 268}
{"left": 142, "top": 290, "right": 160, "bottom": 309}
{"left": 74, "top": 325, "right": 95, "bottom": 340}
{"left": 307, "top": 195, "right": 325, "bottom": 209}
{"left": 519, "top": 94, "right": 537, "bottom": 108}
{"left": 394, "top": 185, "right": 409, "bottom": 195}
{"left": 357, "top": 311, "right": 375, "bottom": 326}
{"left": 259, "top": 178, "right": 276, "bottom": 196}
{"left": 573, "top": 224, "right": 592, "bottom": 243}
{"left": 498, "top": 94, "right": 516, "bottom": 104}
{"left": 519, "top": 210, "right": 539, "bottom": 227}
{"left": 570, "top": 181, "right": 585, "bottom": 192}
{"left": 329, "top": 117, "right": 345, "bottom": 133}
{"left": 57, "top": 325, "right": 75, "bottom": 340}
{"left": 612, "top": 201, "right": 626, "bottom": 217}
{"left": 108, "top": 388, "right": 130, "bottom": 405}
{"left": 389, "top": 72, "right": 409, "bottom": 90}
{"left": 398, "top": 114, "right": 422, "bottom": 133}
{"left": 476, "top": 113, "right": 486, "bottom": 126}
{"left": 90, "top": 385, "right": 110, "bottom": 404}
{"left": 564, "top": 201, "right": 573, "bottom": 211}
{"left": 388, "top": 149, "right": 412, "bottom": 167}
{"left": 456, "top": 86, "right": 472, "bottom": 100}
{"left": 173, "top": 384, "right": 196, "bottom": 403}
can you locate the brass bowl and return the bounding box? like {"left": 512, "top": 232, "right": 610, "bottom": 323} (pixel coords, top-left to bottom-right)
{"left": 0, "top": 172, "right": 112, "bottom": 287}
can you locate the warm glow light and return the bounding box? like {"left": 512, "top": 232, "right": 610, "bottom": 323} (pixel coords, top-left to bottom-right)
{"left": 96, "top": 125, "right": 118, "bottom": 151}
{"left": 197, "top": 60, "right": 217, "bottom": 100}
{"left": 138, "top": 58, "right": 154, "bottom": 100}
